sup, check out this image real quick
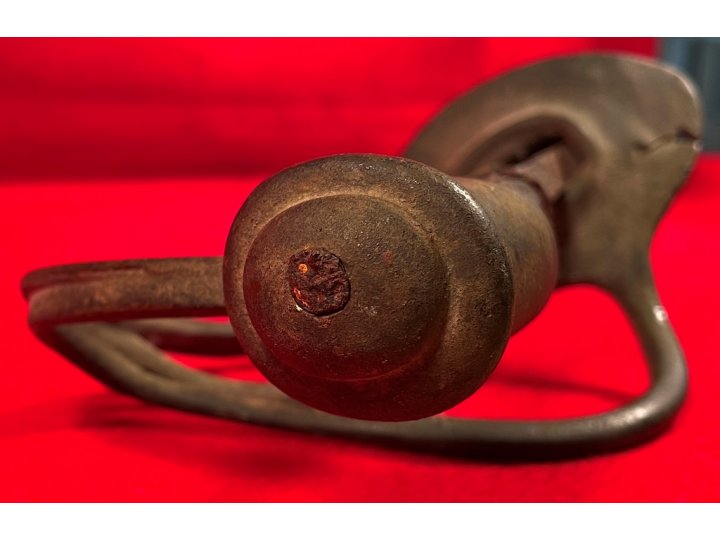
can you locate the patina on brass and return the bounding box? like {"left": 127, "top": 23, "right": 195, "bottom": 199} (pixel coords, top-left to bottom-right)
{"left": 22, "top": 54, "right": 702, "bottom": 458}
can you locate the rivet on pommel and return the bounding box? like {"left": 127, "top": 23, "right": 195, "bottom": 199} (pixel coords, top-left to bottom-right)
{"left": 288, "top": 248, "right": 351, "bottom": 316}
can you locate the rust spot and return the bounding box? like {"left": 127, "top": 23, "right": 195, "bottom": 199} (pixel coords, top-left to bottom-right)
{"left": 382, "top": 250, "right": 395, "bottom": 267}
{"left": 288, "top": 248, "right": 350, "bottom": 316}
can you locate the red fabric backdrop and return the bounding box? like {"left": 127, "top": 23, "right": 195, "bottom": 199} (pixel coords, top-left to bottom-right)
{"left": 1, "top": 38, "right": 719, "bottom": 502}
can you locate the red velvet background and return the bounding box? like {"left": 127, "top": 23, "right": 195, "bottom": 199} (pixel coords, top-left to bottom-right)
{"left": 1, "top": 38, "right": 718, "bottom": 502}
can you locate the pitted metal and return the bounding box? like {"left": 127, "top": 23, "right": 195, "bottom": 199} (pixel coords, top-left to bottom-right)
{"left": 287, "top": 248, "right": 351, "bottom": 316}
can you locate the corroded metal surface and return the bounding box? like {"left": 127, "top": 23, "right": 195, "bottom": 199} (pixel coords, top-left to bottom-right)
{"left": 21, "top": 54, "right": 702, "bottom": 459}
{"left": 287, "top": 248, "right": 351, "bottom": 316}
{"left": 228, "top": 157, "right": 516, "bottom": 421}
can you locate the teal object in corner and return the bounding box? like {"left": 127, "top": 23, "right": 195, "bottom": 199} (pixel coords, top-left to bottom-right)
{"left": 662, "top": 37, "right": 720, "bottom": 152}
